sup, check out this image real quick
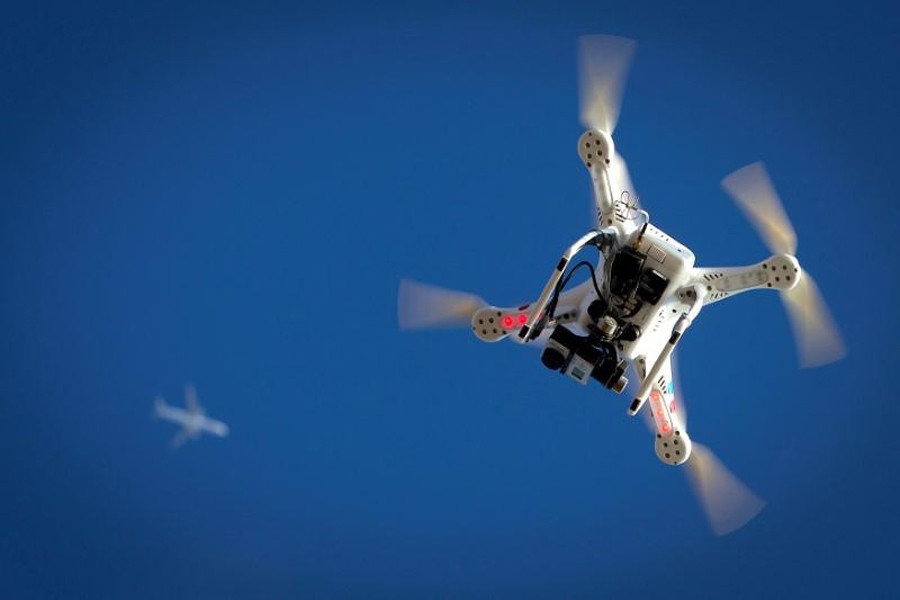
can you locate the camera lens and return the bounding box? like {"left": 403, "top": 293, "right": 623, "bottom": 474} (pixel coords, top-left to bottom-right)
{"left": 541, "top": 347, "right": 567, "bottom": 371}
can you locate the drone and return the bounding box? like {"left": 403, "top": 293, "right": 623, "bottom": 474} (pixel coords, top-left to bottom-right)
{"left": 397, "top": 36, "right": 845, "bottom": 535}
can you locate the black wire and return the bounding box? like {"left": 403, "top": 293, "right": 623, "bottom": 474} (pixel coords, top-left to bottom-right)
{"left": 547, "top": 260, "right": 603, "bottom": 320}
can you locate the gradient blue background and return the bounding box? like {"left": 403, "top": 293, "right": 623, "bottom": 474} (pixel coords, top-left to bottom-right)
{"left": 1, "top": 1, "right": 897, "bottom": 598}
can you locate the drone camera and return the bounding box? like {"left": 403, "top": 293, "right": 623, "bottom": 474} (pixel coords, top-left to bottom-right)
{"left": 541, "top": 325, "right": 628, "bottom": 391}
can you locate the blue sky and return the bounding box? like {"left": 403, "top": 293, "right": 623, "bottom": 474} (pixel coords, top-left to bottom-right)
{"left": 1, "top": 1, "right": 898, "bottom": 598}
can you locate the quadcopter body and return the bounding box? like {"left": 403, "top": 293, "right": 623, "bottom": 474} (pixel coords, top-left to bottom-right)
{"left": 399, "top": 36, "right": 844, "bottom": 534}
{"left": 471, "top": 136, "right": 803, "bottom": 467}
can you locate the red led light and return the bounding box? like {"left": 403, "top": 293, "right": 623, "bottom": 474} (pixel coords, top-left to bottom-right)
{"left": 661, "top": 423, "right": 671, "bottom": 433}
{"left": 518, "top": 313, "right": 527, "bottom": 324}
{"left": 503, "top": 315, "right": 514, "bottom": 328}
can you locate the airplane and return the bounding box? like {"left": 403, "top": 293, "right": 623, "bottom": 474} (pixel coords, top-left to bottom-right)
{"left": 397, "top": 35, "right": 845, "bottom": 535}
{"left": 154, "top": 384, "right": 229, "bottom": 448}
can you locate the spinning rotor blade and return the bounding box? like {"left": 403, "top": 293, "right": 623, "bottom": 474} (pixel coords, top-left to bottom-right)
{"left": 721, "top": 162, "right": 797, "bottom": 256}
{"left": 610, "top": 152, "right": 638, "bottom": 205}
{"left": 578, "top": 35, "right": 636, "bottom": 134}
{"left": 398, "top": 279, "right": 486, "bottom": 330}
{"left": 722, "top": 162, "right": 845, "bottom": 367}
{"left": 783, "top": 273, "right": 846, "bottom": 367}
{"left": 685, "top": 443, "right": 766, "bottom": 537}
{"left": 669, "top": 357, "right": 764, "bottom": 536}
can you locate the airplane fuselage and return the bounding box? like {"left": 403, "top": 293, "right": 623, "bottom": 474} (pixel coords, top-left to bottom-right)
{"left": 155, "top": 401, "right": 229, "bottom": 438}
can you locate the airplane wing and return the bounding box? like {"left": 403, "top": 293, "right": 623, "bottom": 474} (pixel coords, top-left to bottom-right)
{"left": 170, "top": 427, "right": 191, "bottom": 449}
{"left": 184, "top": 383, "right": 202, "bottom": 415}
{"left": 153, "top": 396, "right": 166, "bottom": 418}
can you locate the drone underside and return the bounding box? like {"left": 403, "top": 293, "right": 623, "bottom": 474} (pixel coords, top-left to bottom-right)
{"left": 398, "top": 35, "right": 845, "bottom": 536}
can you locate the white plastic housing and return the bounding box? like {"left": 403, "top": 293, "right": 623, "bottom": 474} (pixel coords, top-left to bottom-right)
{"left": 472, "top": 306, "right": 530, "bottom": 342}
{"left": 693, "top": 254, "right": 800, "bottom": 305}
{"left": 655, "top": 427, "right": 692, "bottom": 466}
{"left": 577, "top": 130, "right": 617, "bottom": 227}
{"left": 611, "top": 224, "right": 697, "bottom": 365}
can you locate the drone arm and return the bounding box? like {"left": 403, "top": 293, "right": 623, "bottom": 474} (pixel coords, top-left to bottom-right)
{"left": 692, "top": 254, "right": 799, "bottom": 306}
{"left": 577, "top": 130, "right": 618, "bottom": 227}
{"left": 629, "top": 285, "right": 705, "bottom": 415}
{"left": 634, "top": 356, "right": 692, "bottom": 466}
{"left": 515, "top": 229, "right": 613, "bottom": 344}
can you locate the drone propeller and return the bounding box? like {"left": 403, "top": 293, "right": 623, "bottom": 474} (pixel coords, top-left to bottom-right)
{"left": 578, "top": 35, "right": 636, "bottom": 135}
{"left": 640, "top": 356, "right": 765, "bottom": 536}
{"left": 398, "top": 279, "right": 487, "bottom": 330}
{"left": 721, "top": 162, "right": 846, "bottom": 367}
{"left": 610, "top": 152, "right": 639, "bottom": 204}
{"left": 675, "top": 359, "right": 765, "bottom": 536}
{"left": 578, "top": 35, "right": 642, "bottom": 215}
{"left": 722, "top": 162, "right": 797, "bottom": 255}
{"left": 685, "top": 443, "right": 766, "bottom": 537}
